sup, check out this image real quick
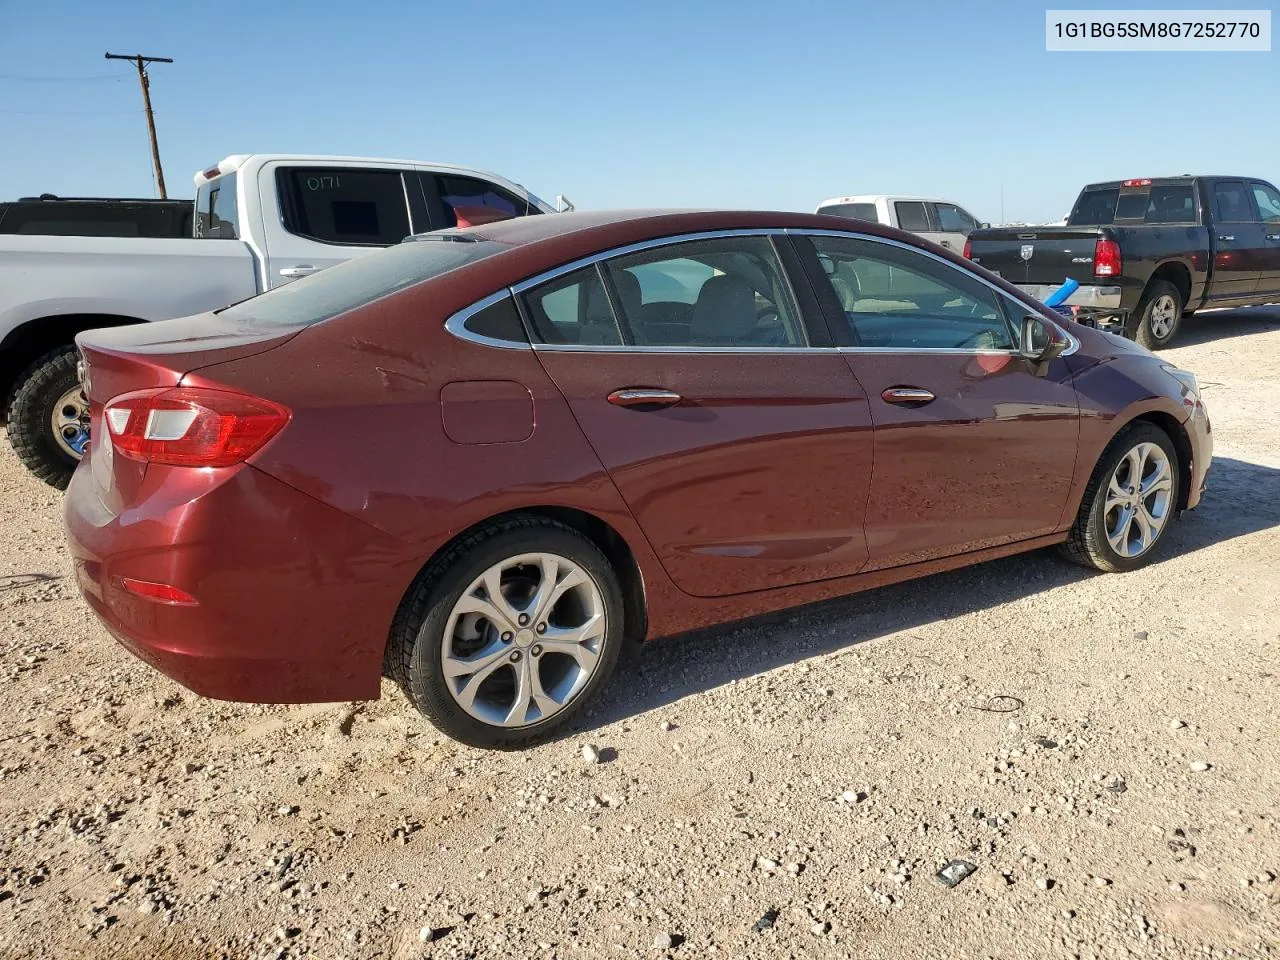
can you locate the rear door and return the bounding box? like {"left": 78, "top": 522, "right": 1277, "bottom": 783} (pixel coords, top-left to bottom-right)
{"left": 1208, "top": 180, "right": 1265, "bottom": 301}
{"left": 795, "top": 230, "right": 1080, "bottom": 569}
{"left": 257, "top": 162, "right": 425, "bottom": 288}
{"left": 518, "top": 231, "right": 875, "bottom": 598}
{"left": 1249, "top": 181, "right": 1280, "bottom": 297}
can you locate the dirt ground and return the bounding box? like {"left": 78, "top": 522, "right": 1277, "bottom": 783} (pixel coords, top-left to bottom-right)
{"left": 1, "top": 308, "right": 1278, "bottom": 960}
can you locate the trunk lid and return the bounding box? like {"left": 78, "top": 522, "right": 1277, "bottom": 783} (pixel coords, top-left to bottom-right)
{"left": 75, "top": 312, "right": 300, "bottom": 511}
{"left": 966, "top": 227, "right": 1107, "bottom": 287}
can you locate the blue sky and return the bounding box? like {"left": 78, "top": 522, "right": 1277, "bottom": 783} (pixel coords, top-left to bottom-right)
{"left": 1, "top": 0, "right": 1274, "bottom": 223}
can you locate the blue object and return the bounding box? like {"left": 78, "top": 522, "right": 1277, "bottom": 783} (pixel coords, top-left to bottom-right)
{"left": 1042, "top": 277, "right": 1078, "bottom": 308}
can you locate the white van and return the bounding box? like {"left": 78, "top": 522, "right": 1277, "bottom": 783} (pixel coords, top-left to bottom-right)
{"left": 815, "top": 195, "right": 986, "bottom": 253}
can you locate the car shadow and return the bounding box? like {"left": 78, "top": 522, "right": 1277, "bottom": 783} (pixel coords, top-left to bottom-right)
{"left": 1176, "top": 304, "right": 1280, "bottom": 347}
{"left": 578, "top": 455, "right": 1280, "bottom": 734}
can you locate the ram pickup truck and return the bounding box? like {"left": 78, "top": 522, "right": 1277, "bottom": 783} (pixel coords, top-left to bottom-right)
{"left": 964, "top": 175, "right": 1280, "bottom": 349}
{"left": 0, "top": 154, "right": 557, "bottom": 487}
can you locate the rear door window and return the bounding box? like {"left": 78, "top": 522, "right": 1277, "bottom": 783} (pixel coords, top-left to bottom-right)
{"left": 276, "top": 168, "right": 411, "bottom": 245}
{"left": 1143, "top": 185, "right": 1195, "bottom": 223}
{"left": 894, "top": 201, "right": 932, "bottom": 232}
{"left": 1214, "top": 181, "right": 1257, "bottom": 222}
{"left": 433, "top": 175, "right": 536, "bottom": 228}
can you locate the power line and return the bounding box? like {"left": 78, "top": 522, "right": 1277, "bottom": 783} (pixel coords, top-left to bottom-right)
{"left": 104, "top": 52, "right": 173, "bottom": 199}
{"left": 0, "top": 71, "right": 130, "bottom": 82}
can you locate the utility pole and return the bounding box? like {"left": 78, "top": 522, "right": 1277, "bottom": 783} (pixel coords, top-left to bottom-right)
{"left": 104, "top": 52, "right": 173, "bottom": 198}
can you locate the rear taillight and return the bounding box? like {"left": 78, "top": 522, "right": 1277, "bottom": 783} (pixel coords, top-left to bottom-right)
{"left": 962, "top": 238, "right": 972, "bottom": 259}
{"left": 104, "top": 387, "right": 290, "bottom": 467}
{"left": 1094, "top": 238, "right": 1122, "bottom": 277}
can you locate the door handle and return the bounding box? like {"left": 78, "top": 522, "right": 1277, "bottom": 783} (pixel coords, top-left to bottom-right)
{"left": 1217, "top": 235, "right": 1235, "bottom": 242}
{"left": 939, "top": 240, "right": 952, "bottom": 248}
{"left": 279, "top": 265, "right": 317, "bottom": 279}
{"left": 607, "top": 388, "right": 681, "bottom": 408}
{"left": 1267, "top": 234, "right": 1280, "bottom": 241}
{"left": 881, "top": 387, "right": 935, "bottom": 405}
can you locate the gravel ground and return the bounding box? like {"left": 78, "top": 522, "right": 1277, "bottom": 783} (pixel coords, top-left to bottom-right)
{"left": 1, "top": 308, "right": 1278, "bottom": 960}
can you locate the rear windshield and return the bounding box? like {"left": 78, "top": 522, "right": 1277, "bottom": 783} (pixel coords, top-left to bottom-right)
{"left": 195, "top": 173, "right": 239, "bottom": 239}
{"left": 820, "top": 202, "right": 879, "bottom": 222}
{"left": 220, "top": 236, "right": 506, "bottom": 327}
{"left": 1069, "top": 184, "right": 1196, "bottom": 225}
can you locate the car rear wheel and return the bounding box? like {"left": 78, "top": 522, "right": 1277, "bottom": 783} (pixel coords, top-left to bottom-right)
{"left": 387, "top": 517, "right": 625, "bottom": 749}
{"left": 1134, "top": 280, "right": 1183, "bottom": 350}
{"left": 1061, "top": 422, "right": 1180, "bottom": 572}
{"left": 6, "top": 347, "right": 86, "bottom": 490}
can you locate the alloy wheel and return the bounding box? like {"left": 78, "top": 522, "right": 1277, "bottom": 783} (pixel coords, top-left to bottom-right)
{"left": 440, "top": 552, "right": 606, "bottom": 728}
{"left": 51, "top": 385, "right": 90, "bottom": 460}
{"left": 1104, "top": 441, "right": 1174, "bottom": 558}
{"left": 1148, "top": 294, "right": 1178, "bottom": 341}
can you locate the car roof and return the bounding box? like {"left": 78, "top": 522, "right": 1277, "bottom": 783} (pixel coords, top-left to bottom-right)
{"left": 469, "top": 208, "right": 897, "bottom": 248}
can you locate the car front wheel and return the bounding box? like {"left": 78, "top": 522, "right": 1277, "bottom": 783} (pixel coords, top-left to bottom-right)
{"left": 387, "top": 517, "right": 625, "bottom": 749}
{"left": 1061, "top": 423, "right": 1180, "bottom": 572}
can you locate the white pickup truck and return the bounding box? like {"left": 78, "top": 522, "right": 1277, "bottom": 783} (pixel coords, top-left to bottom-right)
{"left": 0, "top": 154, "right": 558, "bottom": 486}
{"left": 815, "top": 194, "right": 987, "bottom": 253}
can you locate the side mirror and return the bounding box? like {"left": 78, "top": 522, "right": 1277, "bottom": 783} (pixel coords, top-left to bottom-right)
{"left": 555, "top": 194, "right": 575, "bottom": 213}
{"left": 980, "top": 221, "right": 991, "bottom": 229}
{"left": 1020, "top": 315, "right": 1069, "bottom": 363}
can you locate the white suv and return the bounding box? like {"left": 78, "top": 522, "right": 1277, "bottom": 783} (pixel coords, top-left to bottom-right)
{"left": 815, "top": 195, "right": 985, "bottom": 253}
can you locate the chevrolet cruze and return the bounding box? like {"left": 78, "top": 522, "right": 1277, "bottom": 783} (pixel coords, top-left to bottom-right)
{"left": 65, "top": 210, "right": 1211, "bottom": 748}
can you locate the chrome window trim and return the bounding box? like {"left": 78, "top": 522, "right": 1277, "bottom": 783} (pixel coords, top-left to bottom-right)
{"left": 444, "top": 225, "right": 1079, "bottom": 358}
{"left": 443, "top": 290, "right": 533, "bottom": 351}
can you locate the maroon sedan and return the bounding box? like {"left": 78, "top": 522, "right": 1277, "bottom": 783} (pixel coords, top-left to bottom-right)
{"left": 65, "top": 210, "right": 1211, "bottom": 748}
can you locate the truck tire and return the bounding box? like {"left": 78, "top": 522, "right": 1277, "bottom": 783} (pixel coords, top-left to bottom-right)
{"left": 1133, "top": 280, "right": 1183, "bottom": 350}
{"left": 6, "top": 347, "right": 86, "bottom": 490}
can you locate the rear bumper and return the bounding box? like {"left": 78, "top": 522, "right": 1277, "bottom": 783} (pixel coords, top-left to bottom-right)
{"left": 1015, "top": 283, "right": 1123, "bottom": 310}
{"left": 64, "top": 462, "right": 417, "bottom": 704}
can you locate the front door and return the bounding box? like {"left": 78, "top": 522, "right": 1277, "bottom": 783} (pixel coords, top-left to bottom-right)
{"left": 796, "top": 231, "right": 1081, "bottom": 569}
{"left": 931, "top": 202, "right": 979, "bottom": 254}
{"left": 517, "top": 233, "right": 874, "bottom": 598}
{"left": 1207, "top": 180, "right": 1266, "bottom": 301}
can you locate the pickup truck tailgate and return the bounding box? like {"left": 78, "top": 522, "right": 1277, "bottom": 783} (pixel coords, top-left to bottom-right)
{"left": 967, "top": 228, "right": 1103, "bottom": 286}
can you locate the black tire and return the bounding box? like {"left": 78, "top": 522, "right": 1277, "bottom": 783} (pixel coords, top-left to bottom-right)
{"left": 6, "top": 347, "right": 82, "bottom": 490}
{"left": 1133, "top": 279, "right": 1183, "bottom": 350}
{"left": 386, "top": 516, "right": 626, "bottom": 749}
{"left": 1061, "top": 422, "right": 1180, "bottom": 573}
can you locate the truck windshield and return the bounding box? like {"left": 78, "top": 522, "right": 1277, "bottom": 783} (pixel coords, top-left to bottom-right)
{"left": 220, "top": 236, "right": 506, "bottom": 327}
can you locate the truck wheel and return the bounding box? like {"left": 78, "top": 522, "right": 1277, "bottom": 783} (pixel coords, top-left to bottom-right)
{"left": 1134, "top": 280, "right": 1183, "bottom": 350}
{"left": 6, "top": 347, "right": 86, "bottom": 490}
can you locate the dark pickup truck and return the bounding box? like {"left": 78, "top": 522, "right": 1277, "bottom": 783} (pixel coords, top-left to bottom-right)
{"left": 964, "top": 176, "right": 1280, "bottom": 348}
